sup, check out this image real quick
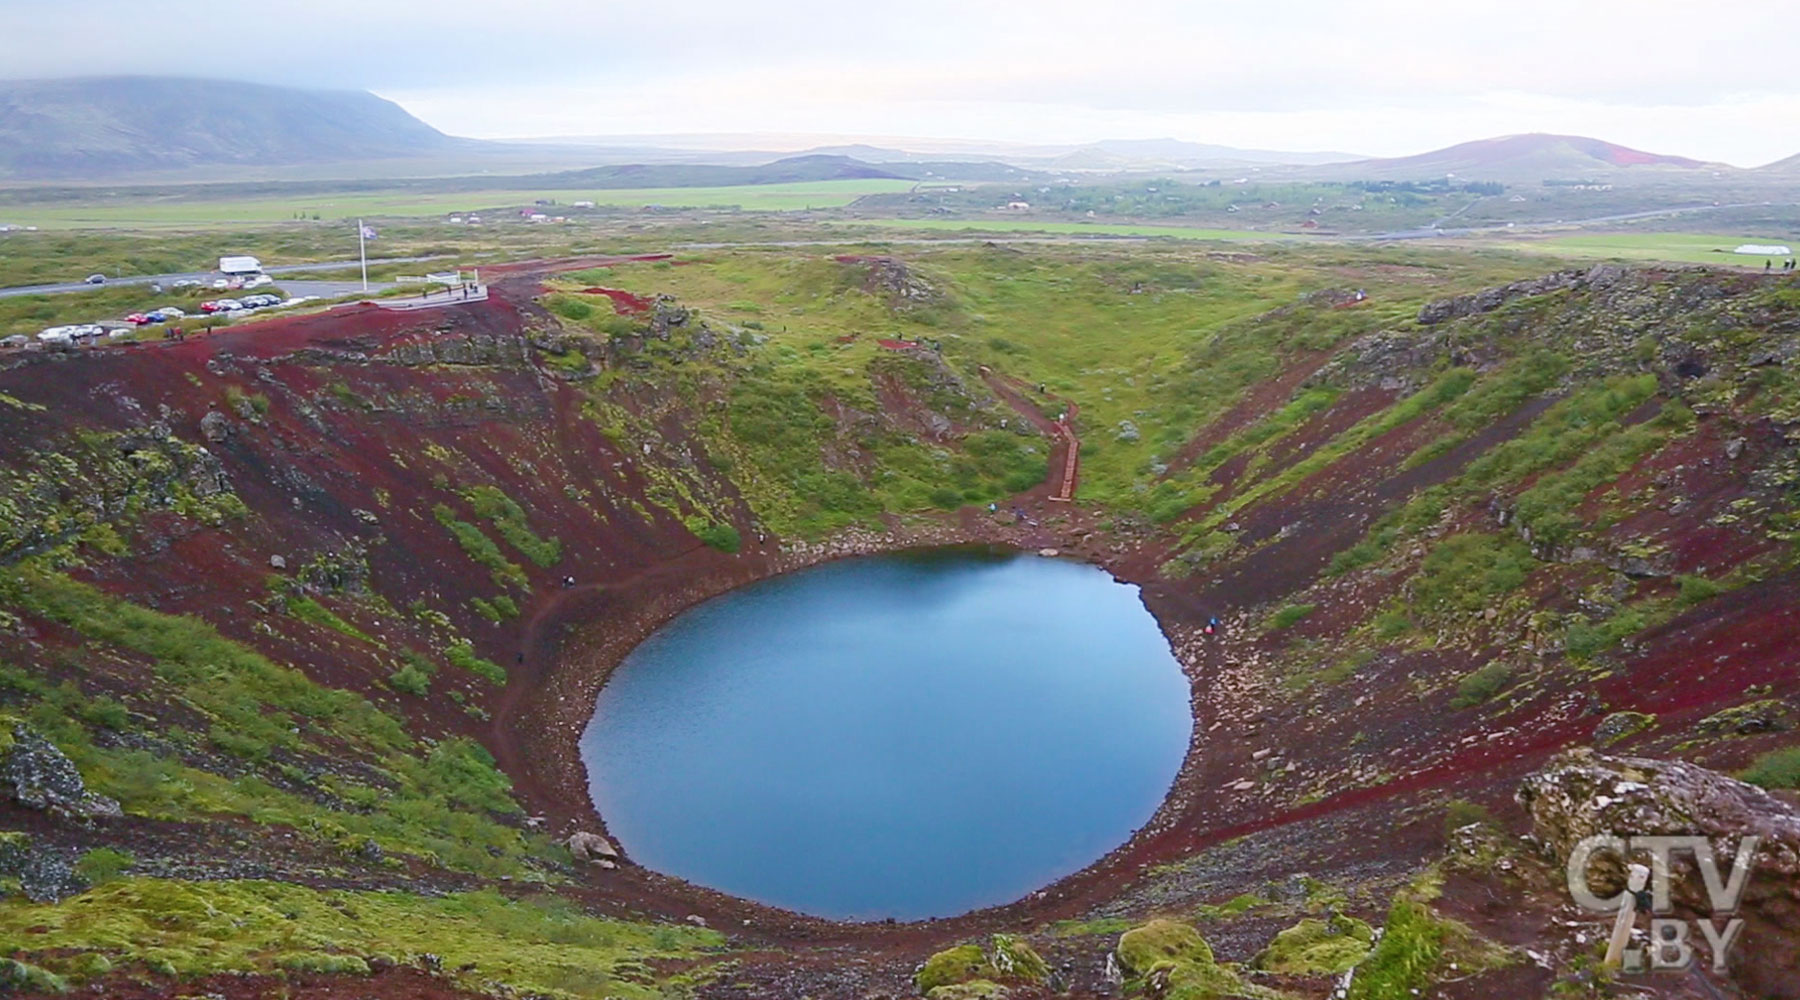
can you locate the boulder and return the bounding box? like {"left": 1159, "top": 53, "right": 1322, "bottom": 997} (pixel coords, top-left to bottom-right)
{"left": 566, "top": 831, "right": 620, "bottom": 864}
{"left": 1519, "top": 749, "right": 1800, "bottom": 886}
{"left": 1518, "top": 749, "right": 1800, "bottom": 997}
{"left": 19, "top": 851, "right": 87, "bottom": 903}
{"left": 0, "top": 723, "right": 120, "bottom": 820}
{"left": 199, "top": 409, "right": 232, "bottom": 443}
{"left": 1417, "top": 270, "right": 1586, "bottom": 326}
{"left": 1593, "top": 711, "right": 1656, "bottom": 747}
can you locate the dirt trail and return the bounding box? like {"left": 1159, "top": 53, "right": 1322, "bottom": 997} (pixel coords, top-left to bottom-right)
{"left": 979, "top": 368, "right": 1079, "bottom": 501}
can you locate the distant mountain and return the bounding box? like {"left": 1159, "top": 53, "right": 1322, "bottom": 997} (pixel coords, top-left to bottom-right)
{"left": 1759, "top": 153, "right": 1800, "bottom": 174}
{"left": 510, "top": 133, "right": 1364, "bottom": 172}
{"left": 1085, "top": 138, "right": 1362, "bottom": 167}
{"left": 1323, "top": 133, "right": 1719, "bottom": 182}
{"left": 0, "top": 76, "right": 470, "bottom": 179}
{"left": 537, "top": 154, "right": 909, "bottom": 188}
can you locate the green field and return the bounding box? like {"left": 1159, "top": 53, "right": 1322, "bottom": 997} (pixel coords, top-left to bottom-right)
{"left": 1506, "top": 232, "right": 1799, "bottom": 269}
{"left": 843, "top": 217, "right": 1300, "bottom": 243}
{"left": 0, "top": 180, "right": 920, "bottom": 229}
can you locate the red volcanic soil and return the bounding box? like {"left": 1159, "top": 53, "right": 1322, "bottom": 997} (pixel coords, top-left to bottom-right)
{"left": 578, "top": 287, "right": 654, "bottom": 313}
{"left": 4, "top": 260, "right": 1797, "bottom": 999}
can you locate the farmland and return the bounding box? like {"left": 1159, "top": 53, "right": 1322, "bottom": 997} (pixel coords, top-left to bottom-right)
{"left": 0, "top": 179, "right": 919, "bottom": 229}
{"left": 1505, "top": 230, "right": 1799, "bottom": 268}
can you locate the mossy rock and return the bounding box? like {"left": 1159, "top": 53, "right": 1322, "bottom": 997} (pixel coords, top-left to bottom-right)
{"left": 277, "top": 951, "right": 372, "bottom": 975}
{"left": 1594, "top": 711, "right": 1656, "bottom": 746}
{"left": 1116, "top": 920, "right": 1281, "bottom": 1000}
{"left": 0, "top": 958, "right": 68, "bottom": 994}
{"left": 1255, "top": 914, "right": 1375, "bottom": 975}
{"left": 926, "top": 980, "right": 1008, "bottom": 1000}
{"left": 916, "top": 944, "right": 995, "bottom": 993}
{"left": 68, "top": 953, "right": 112, "bottom": 977}
{"left": 916, "top": 936, "right": 1048, "bottom": 994}
{"left": 1160, "top": 960, "right": 1258, "bottom": 1000}
{"left": 1697, "top": 699, "right": 1791, "bottom": 736}
{"left": 1116, "top": 918, "right": 1213, "bottom": 976}
{"left": 988, "top": 934, "right": 1048, "bottom": 984}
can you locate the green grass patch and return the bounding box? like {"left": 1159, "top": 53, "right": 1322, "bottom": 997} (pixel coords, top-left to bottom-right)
{"left": 433, "top": 504, "right": 530, "bottom": 589}
{"left": 1410, "top": 533, "right": 1534, "bottom": 619}
{"left": 686, "top": 518, "right": 742, "bottom": 553}
{"left": 286, "top": 595, "right": 376, "bottom": 644}
{"left": 1449, "top": 662, "right": 1516, "bottom": 710}
{"left": 0, "top": 879, "right": 722, "bottom": 999}
{"left": 1740, "top": 746, "right": 1800, "bottom": 789}
{"left": 1348, "top": 896, "right": 1447, "bottom": 1000}
{"left": 1268, "top": 603, "right": 1317, "bottom": 630}
{"left": 444, "top": 641, "right": 507, "bottom": 685}
{"left": 462, "top": 486, "right": 562, "bottom": 568}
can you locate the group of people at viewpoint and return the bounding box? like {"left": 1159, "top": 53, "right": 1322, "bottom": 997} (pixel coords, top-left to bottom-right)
{"left": 1769, "top": 259, "right": 1798, "bottom": 272}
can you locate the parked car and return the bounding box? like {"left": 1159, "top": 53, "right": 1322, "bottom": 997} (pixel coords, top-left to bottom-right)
{"left": 243, "top": 275, "right": 274, "bottom": 289}
{"left": 211, "top": 279, "right": 230, "bottom": 290}
{"left": 124, "top": 313, "right": 150, "bottom": 325}
{"left": 242, "top": 294, "right": 280, "bottom": 308}
{"left": 172, "top": 279, "right": 202, "bottom": 289}
{"left": 155, "top": 307, "right": 186, "bottom": 319}
{"left": 84, "top": 274, "right": 106, "bottom": 285}
{"left": 37, "top": 326, "right": 76, "bottom": 343}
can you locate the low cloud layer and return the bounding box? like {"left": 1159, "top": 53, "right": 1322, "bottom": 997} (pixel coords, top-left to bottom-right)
{"left": 4, "top": 0, "right": 1793, "bottom": 165}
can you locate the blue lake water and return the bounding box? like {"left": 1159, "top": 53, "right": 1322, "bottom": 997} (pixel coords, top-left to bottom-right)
{"left": 577, "top": 547, "right": 1193, "bottom": 920}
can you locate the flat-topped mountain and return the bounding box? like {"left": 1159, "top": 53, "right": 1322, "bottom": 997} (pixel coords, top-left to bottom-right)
{"left": 0, "top": 76, "right": 468, "bottom": 179}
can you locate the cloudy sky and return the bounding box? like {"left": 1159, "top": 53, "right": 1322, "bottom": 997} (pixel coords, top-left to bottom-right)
{"left": 5, "top": 0, "right": 1796, "bottom": 166}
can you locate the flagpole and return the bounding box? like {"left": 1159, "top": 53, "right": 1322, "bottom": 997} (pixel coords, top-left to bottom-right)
{"left": 358, "top": 218, "right": 368, "bottom": 293}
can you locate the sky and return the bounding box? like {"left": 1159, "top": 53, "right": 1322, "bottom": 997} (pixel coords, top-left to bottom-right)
{"left": 3, "top": 0, "right": 1796, "bottom": 167}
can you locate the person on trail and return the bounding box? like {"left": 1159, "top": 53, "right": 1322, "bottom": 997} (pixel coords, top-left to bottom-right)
{"left": 1209, "top": 616, "right": 1221, "bottom": 629}
{"left": 1767, "top": 260, "right": 1774, "bottom": 273}
{"left": 1203, "top": 624, "right": 1215, "bottom": 636}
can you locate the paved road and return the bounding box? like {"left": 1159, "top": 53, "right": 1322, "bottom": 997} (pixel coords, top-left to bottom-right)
{"left": 0, "top": 255, "right": 447, "bottom": 299}
{"left": 274, "top": 279, "right": 399, "bottom": 299}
